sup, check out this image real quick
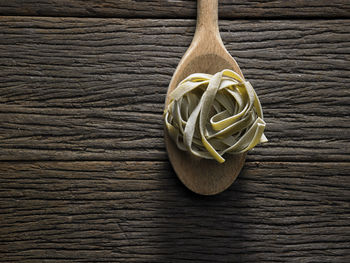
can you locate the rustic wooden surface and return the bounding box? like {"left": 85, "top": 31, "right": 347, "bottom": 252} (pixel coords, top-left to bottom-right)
{"left": 1, "top": 161, "right": 349, "bottom": 262}
{"left": 0, "top": 0, "right": 350, "bottom": 18}
{"left": 0, "top": 1, "right": 350, "bottom": 262}
{"left": 0, "top": 18, "right": 349, "bottom": 162}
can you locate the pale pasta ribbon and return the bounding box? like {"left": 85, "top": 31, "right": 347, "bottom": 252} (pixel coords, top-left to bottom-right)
{"left": 164, "top": 69, "right": 267, "bottom": 163}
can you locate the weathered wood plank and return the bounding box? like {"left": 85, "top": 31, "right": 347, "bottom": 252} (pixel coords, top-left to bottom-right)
{"left": 0, "top": 17, "right": 349, "bottom": 162}
{"left": 0, "top": 161, "right": 349, "bottom": 262}
{"left": 0, "top": 0, "right": 349, "bottom": 18}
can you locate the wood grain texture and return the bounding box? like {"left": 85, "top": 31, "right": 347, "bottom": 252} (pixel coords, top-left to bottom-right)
{"left": 0, "top": 161, "right": 349, "bottom": 262}
{"left": 0, "top": 0, "right": 348, "bottom": 262}
{"left": 0, "top": 0, "right": 349, "bottom": 18}
{"left": 0, "top": 17, "right": 349, "bottom": 162}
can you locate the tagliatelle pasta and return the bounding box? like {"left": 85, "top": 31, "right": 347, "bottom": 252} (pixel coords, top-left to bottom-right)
{"left": 164, "top": 69, "right": 267, "bottom": 163}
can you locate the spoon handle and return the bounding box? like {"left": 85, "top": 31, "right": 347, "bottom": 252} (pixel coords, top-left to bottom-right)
{"left": 195, "top": 0, "right": 219, "bottom": 38}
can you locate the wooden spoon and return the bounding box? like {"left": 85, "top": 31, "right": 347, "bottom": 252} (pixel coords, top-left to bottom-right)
{"left": 164, "top": 0, "right": 246, "bottom": 195}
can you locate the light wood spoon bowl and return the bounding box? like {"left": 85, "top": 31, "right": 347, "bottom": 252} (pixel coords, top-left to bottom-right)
{"left": 164, "top": 0, "right": 246, "bottom": 195}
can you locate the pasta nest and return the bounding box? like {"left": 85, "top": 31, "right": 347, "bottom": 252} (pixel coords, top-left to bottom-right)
{"left": 164, "top": 69, "right": 267, "bottom": 163}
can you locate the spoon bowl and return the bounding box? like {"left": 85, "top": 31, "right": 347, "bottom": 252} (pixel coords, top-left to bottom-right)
{"left": 164, "top": 0, "right": 246, "bottom": 195}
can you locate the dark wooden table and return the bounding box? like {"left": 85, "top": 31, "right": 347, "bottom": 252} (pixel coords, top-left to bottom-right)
{"left": 1, "top": 1, "right": 350, "bottom": 262}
